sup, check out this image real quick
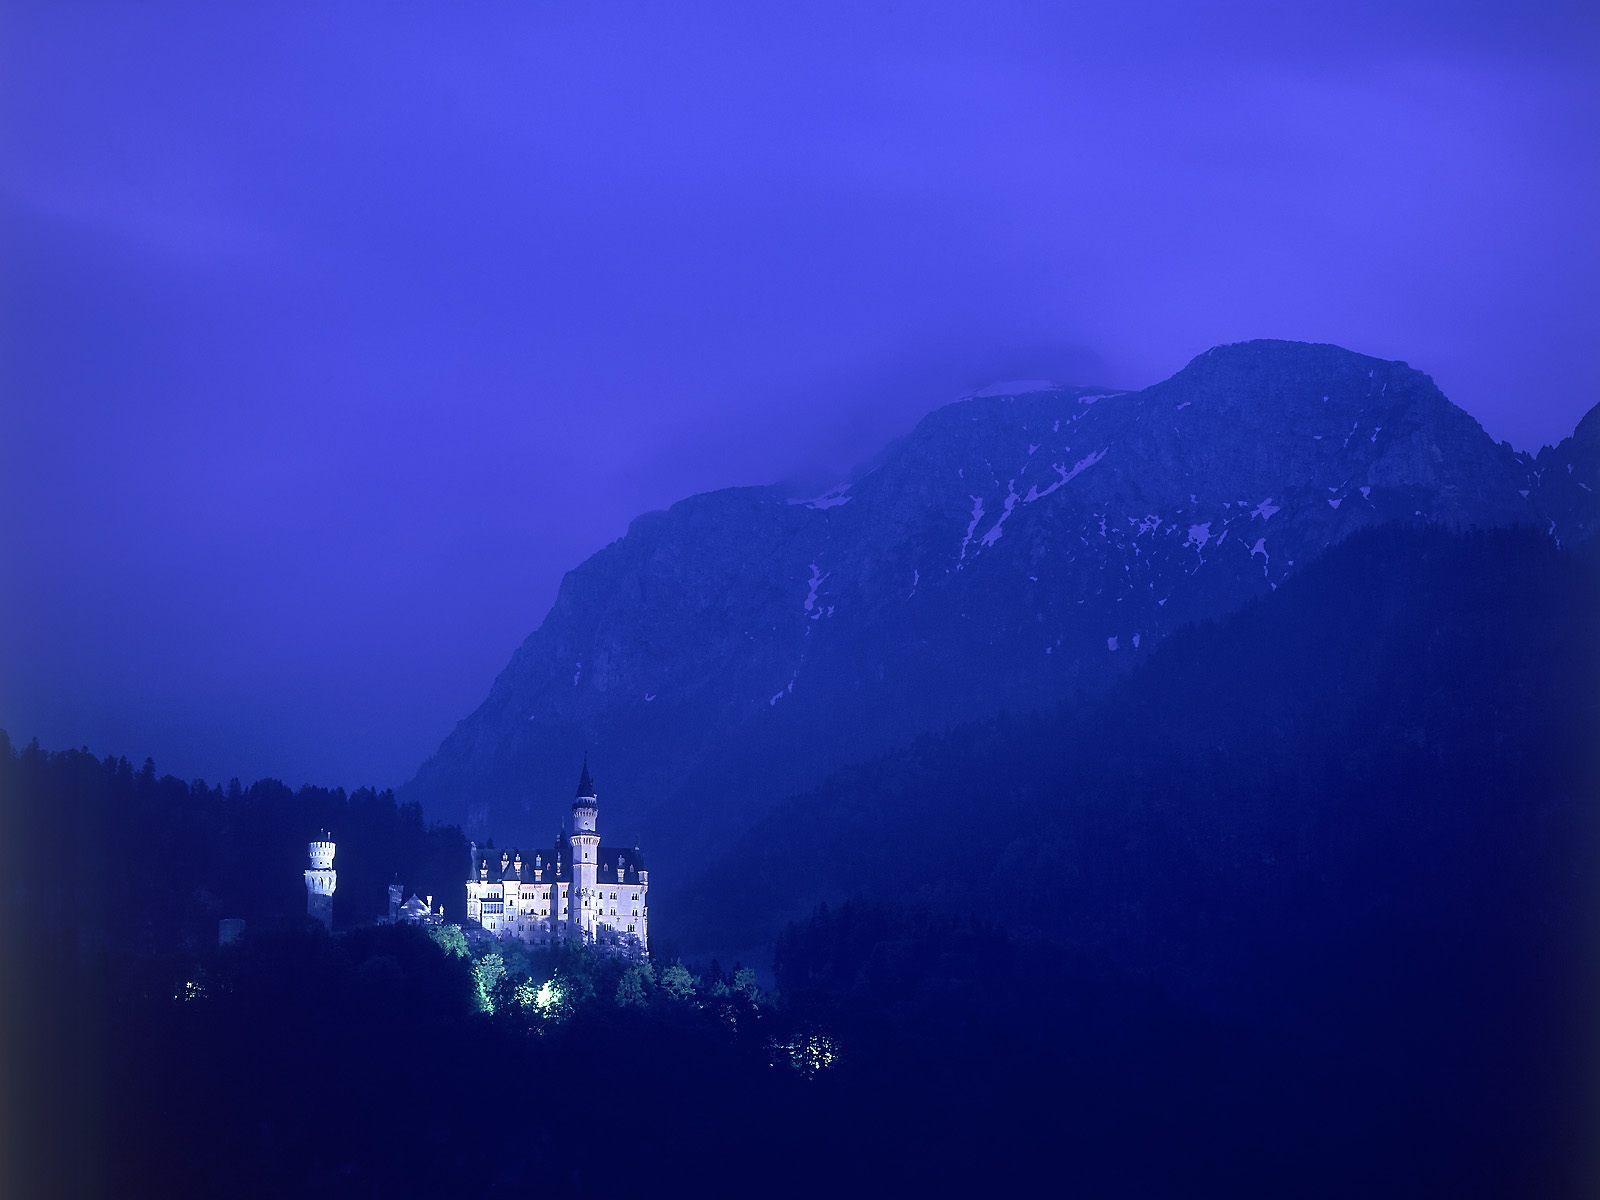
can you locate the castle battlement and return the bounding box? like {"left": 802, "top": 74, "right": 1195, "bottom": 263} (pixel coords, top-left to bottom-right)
{"left": 304, "top": 831, "right": 337, "bottom": 930}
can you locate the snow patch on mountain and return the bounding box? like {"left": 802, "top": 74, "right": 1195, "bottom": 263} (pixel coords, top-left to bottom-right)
{"left": 958, "top": 496, "right": 985, "bottom": 563}
{"left": 1025, "top": 448, "right": 1108, "bottom": 503}
{"left": 793, "top": 483, "right": 852, "bottom": 510}
{"left": 981, "top": 480, "right": 1021, "bottom": 547}
{"left": 804, "top": 564, "right": 826, "bottom": 613}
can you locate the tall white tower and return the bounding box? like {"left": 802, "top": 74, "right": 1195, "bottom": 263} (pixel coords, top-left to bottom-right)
{"left": 570, "top": 760, "right": 600, "bottom": 938}
{"left": 305, "top": 833, "right": 336, "bottom": 931}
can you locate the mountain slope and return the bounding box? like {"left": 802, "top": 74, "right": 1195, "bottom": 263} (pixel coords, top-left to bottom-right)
{"left": 404, "top": 341, "right": 1594, "bottom": 859}
{"left": 680, "top": 524, "right": 1600, "bottom": 956}
{"left": 1526, "top": 401, "right": 1600, "bottom": 545}
{"left": 732, "top": 524, "right": 1600, "bottom": 1196}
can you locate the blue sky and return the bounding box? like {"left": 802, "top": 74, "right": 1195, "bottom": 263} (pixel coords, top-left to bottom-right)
{"left": 2, "top": 2, "right": 1596, "bottom": 787}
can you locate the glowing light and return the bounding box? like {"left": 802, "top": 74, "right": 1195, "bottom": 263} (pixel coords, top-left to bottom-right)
{"left": 534, "top": 979, "right": 562, "bottom": 1014}
{"left": 515, "top": 976, "right": 566, "bottom": 1021}
{"left": 773, "top": 1033, "right": 837, "bottom": 1075}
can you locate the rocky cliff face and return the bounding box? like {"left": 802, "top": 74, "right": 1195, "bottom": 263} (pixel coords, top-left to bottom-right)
{"left": 402, "top": 340, "right": 1597, "bottom": 855}
{"left": 1524, "top": 402, "right": 1600, "bottom": 546}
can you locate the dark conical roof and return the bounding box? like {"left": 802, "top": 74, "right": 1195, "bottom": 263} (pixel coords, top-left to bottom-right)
{"left": 575, "top": 756, "right": 596, "bottom": 799}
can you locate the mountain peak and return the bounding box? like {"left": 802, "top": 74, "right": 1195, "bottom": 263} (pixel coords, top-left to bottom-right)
{"left": 1569, "top": 400, "right": 1600, "bottom": 450}
{"left": 1171, "top": 338, "right": 1420, "bottom": 387}
{"left": 1137, "top": 338, "right": 1480, "bottom": 441}
{"left": 404, "top": 341, "right": 1586, "bottom": 841}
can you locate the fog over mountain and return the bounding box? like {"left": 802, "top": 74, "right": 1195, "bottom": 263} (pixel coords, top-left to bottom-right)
{"left": 403, "top": 340, "right": 1600, "bottom": 864}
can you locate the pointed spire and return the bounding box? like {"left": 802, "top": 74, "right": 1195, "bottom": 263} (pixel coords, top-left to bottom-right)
{"left": 575, "top": 755, "right": 596, "bottom": 799}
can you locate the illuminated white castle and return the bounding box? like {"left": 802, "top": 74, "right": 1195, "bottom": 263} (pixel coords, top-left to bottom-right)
{"left": 464, "top": 762, "right": 649, "bottom": 953}
{"left": 304, "top": 832, "right": 336, "bottom": 930}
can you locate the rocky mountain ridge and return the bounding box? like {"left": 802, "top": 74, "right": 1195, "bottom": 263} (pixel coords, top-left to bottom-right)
{"left": 403, "top": 340, "right": 1599, "bottom": 854}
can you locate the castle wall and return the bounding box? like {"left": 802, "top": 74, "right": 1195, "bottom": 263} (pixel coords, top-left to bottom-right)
{"left": 465, "top": 876, "right": 647, "bottom": 949}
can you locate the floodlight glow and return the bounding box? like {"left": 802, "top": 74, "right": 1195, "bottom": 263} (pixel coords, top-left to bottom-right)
{"left": 534, "top": 979, "right": 562, "bottom": 1014}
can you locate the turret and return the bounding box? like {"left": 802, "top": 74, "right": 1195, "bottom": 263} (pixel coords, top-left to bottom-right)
{"left": 387, "top": 877, "right": 403, "bottom": 922}
{"left": 572, "top": 757, "right": 598, "bottom": 832}
{"left": 304, "top": 832, "right": 336, "bottom": 930}
{"left": 570, "top": 760, "right": 600, "bottom": 938}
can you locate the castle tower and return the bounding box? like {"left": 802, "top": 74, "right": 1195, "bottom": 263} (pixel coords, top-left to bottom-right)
{"left": 387, "top": 877, "right": 403, "bottom": 923}
{"left": 305, "top": 833, "right": 336, "bottom": 930}
{"left": 570, "top": 760, "right": 600, "bottom": 939}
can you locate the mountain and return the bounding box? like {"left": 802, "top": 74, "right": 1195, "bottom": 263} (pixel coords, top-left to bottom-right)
{"left": 680, "top": 524, "right": 1600, "bottom": 958}
{"left": 403, "top": 340, "right": 1598, "bottom": 864}
{"left": 744, "top": 525, "right": 1600, "bottom": 1194}
{"left": 1525, "top": 400, "right": 1600, "bottom": 545}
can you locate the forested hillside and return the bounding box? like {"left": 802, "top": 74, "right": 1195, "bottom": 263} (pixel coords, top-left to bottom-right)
{"left": 0, "top": 741, "right": 468, "bottom": 957}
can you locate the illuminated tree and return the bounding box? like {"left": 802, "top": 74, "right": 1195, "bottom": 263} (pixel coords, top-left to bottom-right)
{"left": 472, "top": 952, "right": 505, "bottom": 1013}
{"left": 659, "top": 962, "right": 696, "bottom": 1003}
{"left": 427, "top": 924, "right": 469, "bottom": 959}
{"left": 615, "top": 962, "right": 655, "bottom": 1008}
{"left": 514, "top": 974, "right": 570, "bottom": 1024}
{"left": 731, "top": 966, "right": 763, "bottom": 1005}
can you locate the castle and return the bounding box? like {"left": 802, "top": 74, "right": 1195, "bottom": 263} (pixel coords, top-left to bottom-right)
{"left": 387, "top": 880, "right": 444, "bottom": 927}
{"left": 298, "top": 832, "right": 446, "bottom": 932}
{"left": 304, "top": 832, "right": 336, "bottom": 930}
{"left": 464, "top": 761, "right": 649, "bottom": 953}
